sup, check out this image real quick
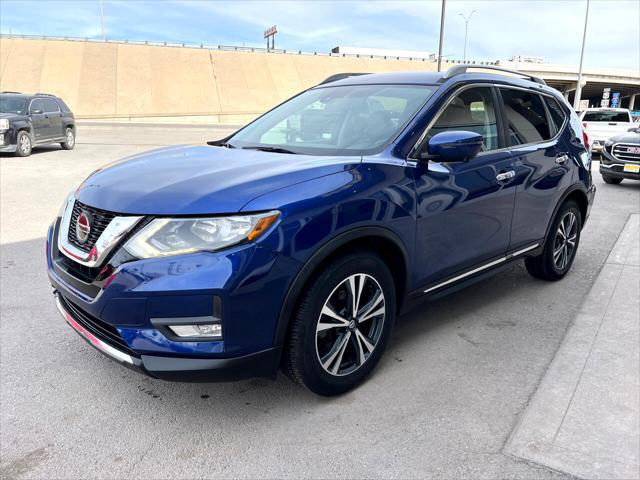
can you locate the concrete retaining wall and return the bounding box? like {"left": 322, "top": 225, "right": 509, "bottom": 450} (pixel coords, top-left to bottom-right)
{"left": 0, "top": 38, "right": 437, "bottom": 124}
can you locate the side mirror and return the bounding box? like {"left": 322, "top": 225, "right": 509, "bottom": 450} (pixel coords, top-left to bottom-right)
{"left": 424, "top": 131, "right": 484, "bottom": 162}
{"left": 30, "top": 109, "right": 43, "bottom": 115}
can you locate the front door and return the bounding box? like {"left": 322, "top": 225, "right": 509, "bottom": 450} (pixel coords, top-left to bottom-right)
{"left": 29, "top": 99, "right": 50, "bottom": 141}
{"left": 413, "top": 86, "right": 516, "bottom": 288}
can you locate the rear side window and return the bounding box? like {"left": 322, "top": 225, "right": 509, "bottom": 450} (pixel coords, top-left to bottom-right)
{"left": 544, "top": 97, "right": 567, "bottom": 134}
{"left": 428, "top": 87, "right": 499, "bottom": 151}
{"left": 56, "top": 98, "right": 72, "bottom": 112}
{"left": 500, "top": 89, "right": 551, "bottom": 146}
{"left": 582, "top": 111, "right": 630, "bottom": 122}
{"left": 41, "top": 98, "right": 60, "bottom": 113}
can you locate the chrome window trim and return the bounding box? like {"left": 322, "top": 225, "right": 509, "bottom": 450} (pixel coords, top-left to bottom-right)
{"left": 423, "top": 243, "right": 539, "bottom": 294}
{"left": 408, "top": 82, "right": 567, "bottom": 161}
{"left": 57, "top": 195, "right": 143, "bottom": 268}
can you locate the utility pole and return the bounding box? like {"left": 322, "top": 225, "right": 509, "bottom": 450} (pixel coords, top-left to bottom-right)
{"left": 574, "top": 0, "right": 590, "bottom": 110}
{"left": 437, "top": 0, "right": 446, "bottom": 72}
{"left": 458, "top": 10, "right": 476, "bottom": 63}
{"left": 100, "top": 0, "right": 106, "bottom": 41}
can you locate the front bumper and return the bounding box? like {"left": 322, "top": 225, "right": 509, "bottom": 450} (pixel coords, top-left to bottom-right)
{"left": 600, "top": 148, "right": 640, "bottom": 181}
{"left": 48, "top": 218, "right": 300, "bottom": 382}
{"left": 56, "top": 292, "right": 281, "bottom": 381}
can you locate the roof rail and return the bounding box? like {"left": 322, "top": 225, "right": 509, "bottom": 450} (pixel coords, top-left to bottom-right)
{"left": 0, "top": 91, "right": 23, "bottom": 94}
{"left": 34, "top": 92, "right": 57, "bottom": 97}
{"left": 319, "top": 72, "right": 371, "bottom": 85}
{"left": 442, "top": 64, "right": 546, "bottom": 86}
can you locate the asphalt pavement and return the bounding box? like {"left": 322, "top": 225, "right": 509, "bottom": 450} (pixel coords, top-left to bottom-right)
{"left": 1, "top": 123, "right": 639, "bottom": 479}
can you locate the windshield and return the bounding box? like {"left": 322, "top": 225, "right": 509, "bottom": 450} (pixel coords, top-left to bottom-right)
{"left": 228, "top": 84, "right": 436, "bottom": 155}
{"left": 0, "top": 95, "right": 27, "bottom": 114}
{"left": 583, "top": 111, "right": 630, "bottom": 122}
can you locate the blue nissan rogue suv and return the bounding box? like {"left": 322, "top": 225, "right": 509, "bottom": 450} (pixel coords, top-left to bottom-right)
{"left": 47, "top": 65, "right": 595, "bottom": 395}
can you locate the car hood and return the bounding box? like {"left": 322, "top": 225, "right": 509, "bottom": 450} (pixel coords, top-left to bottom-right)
{"left": 608, "top": 130, "right": 640, "bottom": 144}
{"left": 75, "top": 145, "right": 361, "bottom": 215}
{"left": 0, "top": 112, "right": 26, "bottom": 121}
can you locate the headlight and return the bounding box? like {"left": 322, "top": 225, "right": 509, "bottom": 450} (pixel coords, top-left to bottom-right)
{"left": 0, "top": 119, "right": 9, "bottom": 131}
{"left": 123, "top": 211, "right": 280, "bottom": 259}
{"left": 57, "top": 192, "right": 74, "bottom": 218}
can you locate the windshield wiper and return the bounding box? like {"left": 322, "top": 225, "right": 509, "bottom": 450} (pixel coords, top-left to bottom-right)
{"left": 242, "top": 146, "right": 299, "bottom": 154}
{"left": 207, "top": 139, "right": 236, "bottom": 148}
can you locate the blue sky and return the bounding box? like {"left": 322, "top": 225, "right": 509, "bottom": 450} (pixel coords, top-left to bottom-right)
{"left": 0, "top": 0, "right": 638, "bottom": 70}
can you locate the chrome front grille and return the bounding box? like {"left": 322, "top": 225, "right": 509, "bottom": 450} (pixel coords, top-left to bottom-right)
{"left": 68, "top": 201, "right": 116, "bottom": 253}
{"left": 612, "top": 143, "right": 640, "bottom": 163}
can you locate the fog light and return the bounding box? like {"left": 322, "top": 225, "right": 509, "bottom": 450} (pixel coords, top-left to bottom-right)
{"left": 168, "top": 324, "right": 222, "bottom": 339}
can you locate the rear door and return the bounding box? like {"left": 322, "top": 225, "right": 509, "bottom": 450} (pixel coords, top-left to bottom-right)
{"left": 499, "top": 87, "right": 573, "bottom": 250}
{"left": 41, "top": 98, "right": 64, "bottom": 139}
{"left": 413, "top": 85, "right": 517, "bottom": 288}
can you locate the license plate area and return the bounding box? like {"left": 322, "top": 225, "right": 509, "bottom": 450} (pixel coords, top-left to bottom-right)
{"left": 623, "top": 164, "right": 640, "bottom": 173}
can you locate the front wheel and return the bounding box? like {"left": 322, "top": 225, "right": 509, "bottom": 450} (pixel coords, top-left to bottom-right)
{"left": 602, "top": 175, "right": 622, "bottom": 185}
{"left": 525, "top": 200, "right": 582, "bottom": 281}
{"left": 61, "top": 127, "right": 75, "bottom": 150}
{"left": 285, "top": 252, "right": 396, "bottom": 396}
{"left": 15, "top": 131, "right": 32, "bottom": 157}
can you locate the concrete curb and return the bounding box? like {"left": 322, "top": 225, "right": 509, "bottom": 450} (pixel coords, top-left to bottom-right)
{"left": 505, "top": 214, "right": 640, "bottom": 479}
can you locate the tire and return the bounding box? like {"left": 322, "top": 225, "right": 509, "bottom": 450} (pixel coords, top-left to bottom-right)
{"left": 285, "top": 251, "right": 396, "bottom": 396}
{"left": 602, "top": 175, "right": 622, "bottom": 185}
{"left": 14, "top": 131, "right": 32, "bottom": 157}
{"left": 61, "top": 127, "right": 75, "bottom": 150}
{"left": 525, "top": 200, "right": 582, "bottom": 281}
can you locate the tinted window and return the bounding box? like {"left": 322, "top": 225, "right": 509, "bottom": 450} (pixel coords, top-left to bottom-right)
{"left": 228, "top": 84, "right": 435, "bottom": 156}
{"left": 41, "top": 98, "right": 60, "bottom": 113}
{"left": 582, "top": 111, "right": 631, "bottom": 122}
{"left": 428, "top": 87, "right": 499, "bottom": 151}
{"left": 0, "top": 95, "right": 27, "bottom": 114}
{"left": 545, "top": 97, "right": 566, "bottom": 134}
{"left": 56, "top": 98, "right": 71, "bottom": 112}
{"left": 29, "top": 99, "right": 44, "bottom": 113}
{"left": 500, "top": 89, "right": 551, "bottom": 145}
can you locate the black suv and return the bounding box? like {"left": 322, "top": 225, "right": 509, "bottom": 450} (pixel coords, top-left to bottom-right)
{"left": 0, "top": 92, "right": 76, "bottom": 157}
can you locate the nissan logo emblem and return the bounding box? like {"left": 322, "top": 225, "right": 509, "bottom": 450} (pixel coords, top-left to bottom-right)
{"left": 76, "top": 211, "right": 92, "bottom": 244}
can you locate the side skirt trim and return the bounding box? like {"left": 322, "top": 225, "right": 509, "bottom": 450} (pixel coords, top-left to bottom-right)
{"left": 423, "top": 243, "right": 539, "bottom": 294}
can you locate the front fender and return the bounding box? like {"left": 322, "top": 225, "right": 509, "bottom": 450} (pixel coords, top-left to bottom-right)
{"left": 243, "top": 164, "right": 416, "bottom": 264}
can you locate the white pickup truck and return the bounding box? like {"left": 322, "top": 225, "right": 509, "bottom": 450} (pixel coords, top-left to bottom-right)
{"left": 579, "top": 108, "right": 637, "bottom": 153}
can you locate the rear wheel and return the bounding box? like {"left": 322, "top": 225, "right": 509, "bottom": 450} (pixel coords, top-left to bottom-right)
{"left": 61, "top": 127, "right": 75, "bottom": 150}
{"left": 525, "top": 200, "right": 582, "bottom": 281}
{"left": 602, "top": 175, "right": 622, "bottom": 185}
{"left": 14, "top": 131, "right": 32, "bottom": 157}
{"left": 285, "top": 251, "right": 396, "bottom": 396}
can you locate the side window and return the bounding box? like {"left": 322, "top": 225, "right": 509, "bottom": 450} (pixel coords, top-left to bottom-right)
{"left": 29, "top": 99, "right": 44, "bottom": 114}
{"left": 428, "top": 87, "right": 499, "bottom": 151}
{"left": 544, "top": 97, "right": 567, "bottom": 134}
{"left": 42, "top": 98, "right": 60, "bottom": 113}
{"left": 500, "top": 89, "right": 552, "bottom": 146}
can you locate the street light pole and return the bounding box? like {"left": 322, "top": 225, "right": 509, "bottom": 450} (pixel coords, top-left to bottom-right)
{"left": 437, "top": 0, "right": 446, "bottom": 72}
{"left": 100, "top": 0, "right": 106, "bottom": 41}
{"left": 458, "top": 10, "right": 476, "bottom": 63}
{"left": 574, "top": 0, "right": 590, "bottom": 110}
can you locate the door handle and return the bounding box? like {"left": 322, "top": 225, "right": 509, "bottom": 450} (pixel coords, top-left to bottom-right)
{"left": 555, "top": 154, "right": 569, "bottom": 165}
{"left": 496, "top": 171, "right": 515, "bottom": 182}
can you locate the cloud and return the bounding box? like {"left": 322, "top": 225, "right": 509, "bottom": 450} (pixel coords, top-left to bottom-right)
{"left": 0, "top": 0, "right": 637, "bottom": 69}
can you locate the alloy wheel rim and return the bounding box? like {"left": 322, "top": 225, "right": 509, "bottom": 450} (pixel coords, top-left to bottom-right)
{"left": 20, "top": 135, "right": 30, "bottom": 154}
{"left": 553, "top": 211, "right": 577, "bottom": 270}
{"left": 67, "top": 130, "right": 74, "bottom": 147}
{"left": 315, "top": 273, "right": 385, "bottom": 377}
